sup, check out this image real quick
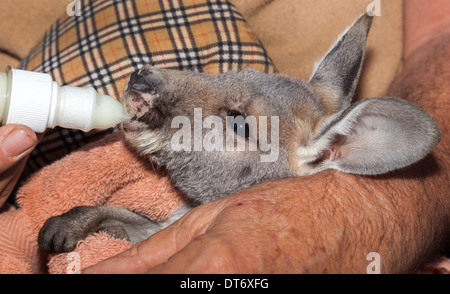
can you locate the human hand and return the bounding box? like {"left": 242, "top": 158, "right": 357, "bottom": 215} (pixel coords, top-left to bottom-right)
{"left": 82, "top": 172, "right": 410, "bottom": 274}
{"left": 0, "top": 124, "right": 38, "bottom": 208}
{"left": 83, "top": 177, "right": 325, "bottom": 274}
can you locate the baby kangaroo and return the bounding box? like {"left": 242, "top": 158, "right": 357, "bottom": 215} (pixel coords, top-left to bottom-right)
{"left": 38, "top": 14, "right": 441, "bottom": 253}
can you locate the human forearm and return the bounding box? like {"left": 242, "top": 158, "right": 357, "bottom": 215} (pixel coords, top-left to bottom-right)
{"left": 218, "top": 10, "right": 450, "bottom": 274}
{"left": 272, "top": 31, "right": 450, "bottom": 275}
{"left": 272, "top": 15, "right": 450, "bottom": 273}
{"left": 404, "top": 0, "right": 450, "bottom": 60}
{"left": 251, "top": 162, "right": 449, "bottom": 273}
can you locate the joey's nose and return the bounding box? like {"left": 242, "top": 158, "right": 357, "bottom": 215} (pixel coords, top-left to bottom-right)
{"left": 129, "top": 70, "right": 156, "bottom": 93}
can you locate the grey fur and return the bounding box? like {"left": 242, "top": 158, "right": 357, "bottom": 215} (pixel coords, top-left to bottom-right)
{"left": 38, "top": 203, "right": 195, "bottom": 253}
{"left": 309, "top": 14, "right": 373, "bottom": 113}
{"left": 38, "top": 14, "right": 441, "bottom": 253}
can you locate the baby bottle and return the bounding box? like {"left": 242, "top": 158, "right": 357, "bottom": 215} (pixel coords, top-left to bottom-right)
{"left": 0, "top": 67, "right": 126, "bottom": 133}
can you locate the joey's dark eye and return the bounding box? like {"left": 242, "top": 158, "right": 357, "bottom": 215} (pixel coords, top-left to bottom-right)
{"left": 226, "top": 110, "right": 250, "bottom": 139}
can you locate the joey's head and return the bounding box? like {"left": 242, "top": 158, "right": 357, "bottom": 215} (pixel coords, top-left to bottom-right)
{"left": 122, "top": 14, "right": 441, "bottom": 204}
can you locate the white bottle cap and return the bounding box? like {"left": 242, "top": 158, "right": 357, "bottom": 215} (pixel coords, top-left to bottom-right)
{"left": 6, "top": 69, "right": 54, "bottom": 133}
{"left": 5, "top": 69, "right": 127, "bottom": 133}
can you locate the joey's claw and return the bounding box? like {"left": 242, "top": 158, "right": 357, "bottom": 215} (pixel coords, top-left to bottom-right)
{"left": 37, "top": 206, "right": 94, "bottom": 253}
{"left": 38, "top": 216, "right": 83, "bottom": 253}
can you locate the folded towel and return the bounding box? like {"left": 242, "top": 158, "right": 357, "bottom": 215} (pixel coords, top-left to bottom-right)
{"left": 0, "top": 132, "right": 183, "bottom": 273}
{"left": 0, "top": 206, "right": 39, "bottom": 274}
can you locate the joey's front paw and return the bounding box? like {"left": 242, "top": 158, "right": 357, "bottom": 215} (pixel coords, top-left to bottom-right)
{"left": 38, "top": 206, "right": 95, "bottom": 253}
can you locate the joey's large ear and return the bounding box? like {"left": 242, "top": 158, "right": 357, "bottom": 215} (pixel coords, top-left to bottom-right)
{"left": 309, "top": 14, "right": 373, "bottom": 114}
{"left": 296, "top": 98, "right": 441, "bottom": 175}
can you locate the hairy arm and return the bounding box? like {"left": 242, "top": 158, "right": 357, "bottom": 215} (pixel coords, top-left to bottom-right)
{"left": 85, "top": 0, "right": 450, "bottom": 274}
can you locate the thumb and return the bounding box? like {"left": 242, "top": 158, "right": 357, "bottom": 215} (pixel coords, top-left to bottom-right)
{"left": 0, "top": 124, "right": 38, "bottom": 207}
{"left": 0, "top": 124, "right": 38, "bottom": 173}
{"left": 82, "top": 225, "right": 182, "bottom": 274}
{"left": 83, "top": 201, "right": 224, "bottom": 274}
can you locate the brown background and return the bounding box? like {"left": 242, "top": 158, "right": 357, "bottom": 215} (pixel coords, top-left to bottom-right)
{"left": 0, "top": 0, "right": 403, "bottom": 100}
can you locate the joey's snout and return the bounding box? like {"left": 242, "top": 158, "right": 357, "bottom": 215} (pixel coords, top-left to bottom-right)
{"left": 123, "top": 68, "right": 165, "bottom": 130}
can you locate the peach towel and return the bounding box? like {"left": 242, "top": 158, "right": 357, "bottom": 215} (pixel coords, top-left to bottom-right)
{"left": 0, "top": 132, "right": 183, "bottom": 273}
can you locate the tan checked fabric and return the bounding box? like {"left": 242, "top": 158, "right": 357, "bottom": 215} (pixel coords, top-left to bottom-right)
{"left": 16, "top": 0, "right": 274, "bottom": 181}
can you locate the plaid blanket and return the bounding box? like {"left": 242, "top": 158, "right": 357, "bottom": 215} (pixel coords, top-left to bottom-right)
{"left": 17, "top": 0, "right": 274, "bottom": 181}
